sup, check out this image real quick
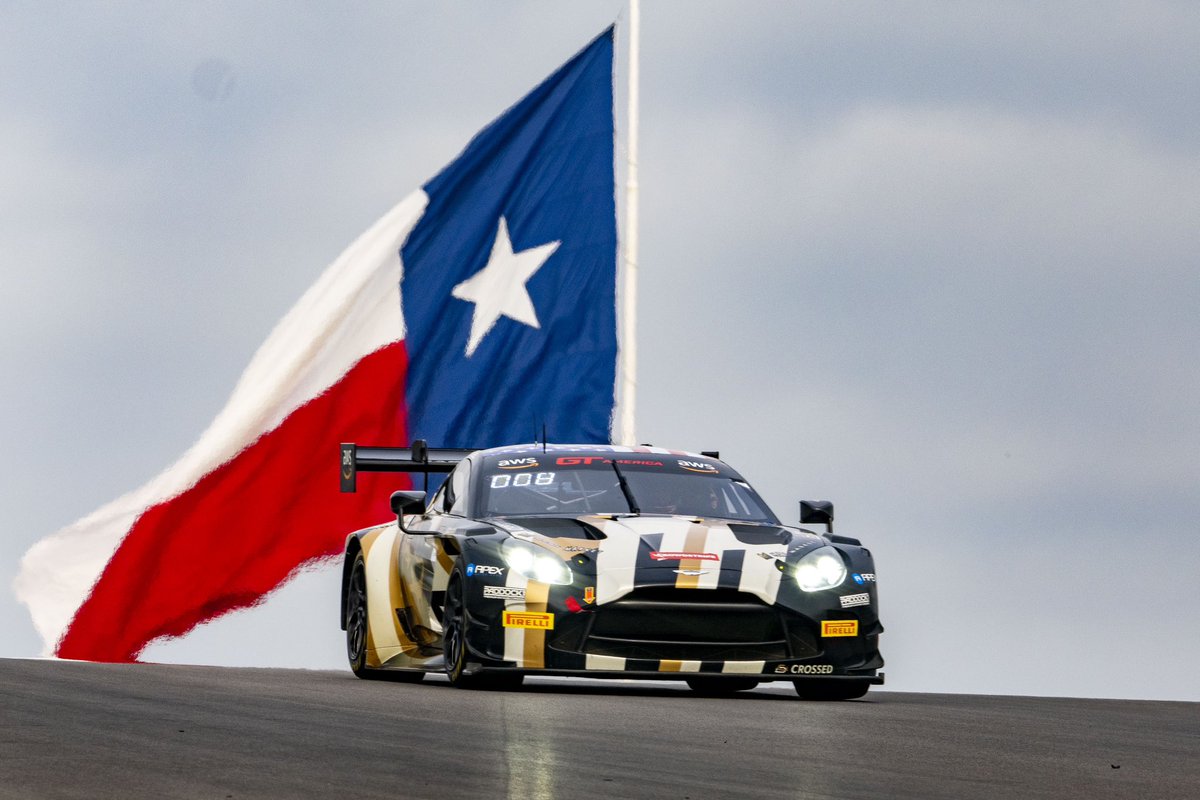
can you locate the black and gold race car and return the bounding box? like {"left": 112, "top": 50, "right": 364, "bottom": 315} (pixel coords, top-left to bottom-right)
{"left": 338, "top": 441, "right": 884, "bottom": 699}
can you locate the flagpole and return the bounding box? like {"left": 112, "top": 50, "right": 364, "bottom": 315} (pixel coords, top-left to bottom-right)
{"left": 618, "top": 0, "right": 640, "bottom": 446}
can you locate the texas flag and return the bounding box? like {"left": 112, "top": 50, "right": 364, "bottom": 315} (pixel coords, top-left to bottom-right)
{"left": 16, "top": 29, "right": 617, "bottom": 662}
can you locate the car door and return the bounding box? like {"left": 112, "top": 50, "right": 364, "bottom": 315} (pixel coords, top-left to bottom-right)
{"left": 395, "top": 459, "right": 472, "bottom": 648}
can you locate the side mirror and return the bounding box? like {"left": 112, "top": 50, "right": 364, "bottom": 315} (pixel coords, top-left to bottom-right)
{"left": 799, "top": 500, "right": 834, "bottom": 532}
{"left": 391, "top": 490, "right": 427, "bottom": 533}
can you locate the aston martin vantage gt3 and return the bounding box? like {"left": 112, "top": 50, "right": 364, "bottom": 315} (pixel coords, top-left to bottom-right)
{"left": 338, "top": 442, "right": 883, "bottom": 699}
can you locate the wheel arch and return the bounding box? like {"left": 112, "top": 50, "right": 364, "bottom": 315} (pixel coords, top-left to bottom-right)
{"left": 340, "top": 534, "right": 364, "bottom": 631}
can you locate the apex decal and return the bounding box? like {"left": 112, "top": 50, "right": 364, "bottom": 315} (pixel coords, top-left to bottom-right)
{"left": 503, "top": 611, "right": 554, "bottom": 630}
{"left": 821, "top": 620, "right": 859, "bottom": 638}
{"left": 650, "top": 551, "right": 719, "bottom": 562}
{"left": 852, "top": 573, "right": 876, "bottom": 585}
{"left": 466, "top": 564, "right": 504, "bottom": 577}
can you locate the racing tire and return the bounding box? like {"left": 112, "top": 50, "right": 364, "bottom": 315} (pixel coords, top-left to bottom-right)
{"left": 345, "top": 551, "right": 372, "bottom": 679}
{"left": 443, "top": 571, "right": 524, "bottom": 691}
{"left": 346, "top": 550, "right": 423, "bottom": 683}
{"left": 686, "top": 677, "right": 759, "bottom": 696}
{"left": 792, "top": 679, "right": 871, "bottom": 701}
{"left": 443, "top": 571, "right": 475, "bottom": 688}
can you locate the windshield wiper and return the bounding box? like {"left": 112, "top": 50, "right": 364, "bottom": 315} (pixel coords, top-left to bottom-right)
{"left": 610, "top": 461, "right": 640, "bottom": 514}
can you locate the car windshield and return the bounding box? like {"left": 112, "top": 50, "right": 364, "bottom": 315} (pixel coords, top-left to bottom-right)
{"left": 477, "top": 453, "right": 778, "bottom": 524}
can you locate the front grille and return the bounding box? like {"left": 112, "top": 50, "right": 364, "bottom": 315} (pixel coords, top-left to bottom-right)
{"left": 578, "top": 588, "right": 801, "bottom": 662}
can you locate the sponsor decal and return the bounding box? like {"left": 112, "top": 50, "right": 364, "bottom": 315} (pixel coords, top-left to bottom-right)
{"left": 558, "top": 544, "right": 600, "bottom": 553}
{"left": 757, "top": 550, "right": 787, "bottom": 560}
{"left": 467, "top": 564, "right": 504, "bottom": 577}
{"left": 677, "top": 459, "right": 719, "bottom": 474}
{"left": 672, "top": 569, "right": 709, "bottom": 576}
{"left": 553, "top": 455, "right": 665, "bottom": 467}
{"left": 774, "top": 663, "right": 835, "bottom": 675}
{"left": 839, "top": 592, "right": 870, "bottom": 609}
{"left": 556, "top": 456, "right": 607, "bottom": 466}
{"left": 821, "top": 620, "right": 859, "bottom": 638}
{"left": 498, "top": 457, "right": 539, "bottom": 469}
{"left": 503, "top": 611, "right": 554, "bottom": 630}
{"left": 483, "top": 585, "right": 525, "bottom": 600}
{"left": 583, "top": 586, "right": 595, "bottom": 604}
{"left": 852, "top": 573, "right": 876, "bottom": 585}
{"left": 650, "top": 551, "right": 719, "bottom": 562}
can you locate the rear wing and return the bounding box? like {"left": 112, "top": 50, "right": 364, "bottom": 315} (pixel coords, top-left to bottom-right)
{"left": 340, "top": 439, "right": 473, "bottom": 493}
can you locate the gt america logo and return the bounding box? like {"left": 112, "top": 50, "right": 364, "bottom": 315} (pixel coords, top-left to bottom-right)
{"left": 650, "top": 551, "right": 719, "bottom": 561}
{"left": 556, "top": 456, "right": 607, "bottom": 466}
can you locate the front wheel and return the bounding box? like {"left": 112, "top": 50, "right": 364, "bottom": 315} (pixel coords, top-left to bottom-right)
{"left": 443, "top": 572, "right": 473, "bottom": 687}
{"left": 793, "top": 679, "right": 871, "bottom": 701}
{"left": 443, "top": 572, "right": 524, "bottom": 691}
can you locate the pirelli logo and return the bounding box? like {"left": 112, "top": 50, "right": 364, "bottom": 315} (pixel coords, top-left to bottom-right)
{"left": 503, "top": 611, "right": 554, "bottom": 630}
{"left": 821, "top": 620, "right": 859, "bottom": 638}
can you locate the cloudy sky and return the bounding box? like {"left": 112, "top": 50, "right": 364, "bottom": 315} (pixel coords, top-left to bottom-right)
{"left": 2, "top": 2, "right": 1197, "bottom": 701}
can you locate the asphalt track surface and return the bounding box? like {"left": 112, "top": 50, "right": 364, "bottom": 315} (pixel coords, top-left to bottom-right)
{"left": 1, "top": 659, "right": 1196, "bottom": 799}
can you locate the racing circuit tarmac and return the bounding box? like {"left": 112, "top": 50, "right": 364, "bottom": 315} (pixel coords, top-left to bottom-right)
{"left": 1, "top": 659, "right": 1196, "bottom": 799}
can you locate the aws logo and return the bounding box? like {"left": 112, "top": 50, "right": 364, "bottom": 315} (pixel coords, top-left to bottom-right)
{"left": 498, "top": 458, "right": 539, "bottom": 469}
{"left": 677, "top": 460, "right": 718, "bottom": 474}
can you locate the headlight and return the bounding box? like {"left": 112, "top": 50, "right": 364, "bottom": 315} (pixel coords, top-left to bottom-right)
{"left": 792, "top": 546, "right": 847, "bottom": 592}
{"left": 502, "top": 541, "right": 572, "bottom": 585}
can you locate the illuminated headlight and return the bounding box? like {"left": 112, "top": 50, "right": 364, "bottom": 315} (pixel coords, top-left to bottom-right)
{"left": 793, "top": 546, "right": 847, "bottom": 592}
{"left": 502, "top": 541, "right": 572, "bottom": 585}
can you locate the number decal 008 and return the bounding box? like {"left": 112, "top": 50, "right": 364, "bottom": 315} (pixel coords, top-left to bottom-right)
{"left": 491, "top": 472, "right": 556, "bottom": 489}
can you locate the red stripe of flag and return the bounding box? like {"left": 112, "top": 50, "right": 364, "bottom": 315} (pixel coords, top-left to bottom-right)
{"left": 57, "top": 342, "right": 410, "bottom": 662}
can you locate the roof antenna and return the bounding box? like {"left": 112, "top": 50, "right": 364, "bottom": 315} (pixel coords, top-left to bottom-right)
{"left": 541, "top": 422, "right": 547, "bottom": 453}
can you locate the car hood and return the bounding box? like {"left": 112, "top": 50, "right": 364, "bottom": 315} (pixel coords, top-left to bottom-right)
{"left": 492, "top": 514, "right": 828, "bottom": 606}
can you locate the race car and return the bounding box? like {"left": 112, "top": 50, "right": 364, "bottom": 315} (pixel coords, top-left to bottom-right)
{"left": 338, "top": 441, "right": 884, "bottom": 699}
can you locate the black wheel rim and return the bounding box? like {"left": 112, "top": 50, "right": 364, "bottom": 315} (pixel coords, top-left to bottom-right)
{"left": 346, "top": 560, "right": 367, "bottom": 665}
{"left": 444, "top": 579, "right": 464, "bottom": 678}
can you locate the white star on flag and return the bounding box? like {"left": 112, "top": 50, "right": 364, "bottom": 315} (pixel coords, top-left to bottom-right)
{"left": 451, "top": 216, "right": 561, "bottom": 357}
